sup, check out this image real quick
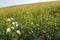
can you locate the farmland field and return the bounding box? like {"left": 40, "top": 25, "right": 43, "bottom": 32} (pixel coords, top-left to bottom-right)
{"left": 0, "top": 1, "right": 60, "bottom": 40}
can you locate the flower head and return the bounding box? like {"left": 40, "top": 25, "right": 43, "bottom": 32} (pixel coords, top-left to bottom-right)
{"left": 7, "top": 18, "right": 11, "bottom": 21}
{"left": 16, "top": 30, "right": 21, "bottom": 35}
{"left": 11, "top": 18, "right": 14, "bottom": 20}
{"left": 12, "top": 22, "right": 15, "bottom": 25}
{"left": 16, "top": 23, "right": 19, "bottom": 27}
{"left": 7, "top": 28, "right": 11, "bottom": 32}
{"left": 41, "top": 33, "right": 45, "bottom": 39}
{"left": 11, "top": 26, "right": 14, "bottom": 29}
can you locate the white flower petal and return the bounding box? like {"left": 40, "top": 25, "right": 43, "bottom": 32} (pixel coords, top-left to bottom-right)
{"left": 12, "top": 22, "right": 15, "bottom": 25}
{"left": 7, "top": 18, "right": 11, "bottom": 21}
{"left": 16, "top": 30, "right": 20, "bottom": 33}
{"left": 16, "top": 30, "right": 21, "bottom": 35}
{"left": 11, "top": 27, "right": 14, "bottom": 29}
{"left": 16, "top": 24, "right": 19, "bottom": 27}
{"left": 7, "top": 28, "right": 11, "bottom": 32}
{"left": 11, "top": 18, "right": 14, "bottom": 20}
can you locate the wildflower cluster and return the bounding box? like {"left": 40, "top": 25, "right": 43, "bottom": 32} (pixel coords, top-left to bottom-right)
{"left": 6, "top": 18, "right": 21, "bottom": 35}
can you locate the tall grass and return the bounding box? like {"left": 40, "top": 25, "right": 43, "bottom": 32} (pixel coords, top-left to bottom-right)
{"left": 0, "top": 1, "right": 60, "bottom": 40}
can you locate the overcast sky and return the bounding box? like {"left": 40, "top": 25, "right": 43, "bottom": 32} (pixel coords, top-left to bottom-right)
{"left": 0, "top": 0, "right": 57, "bottom": 8}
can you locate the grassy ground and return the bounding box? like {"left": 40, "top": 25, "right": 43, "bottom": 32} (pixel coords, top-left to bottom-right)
{"left": 0, "top": 1, "right": 60, "bottom": 40}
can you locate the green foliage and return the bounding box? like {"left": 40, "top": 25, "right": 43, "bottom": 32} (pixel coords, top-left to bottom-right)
{"left": 0, "top": 3, "right": 60, "bottom": 40}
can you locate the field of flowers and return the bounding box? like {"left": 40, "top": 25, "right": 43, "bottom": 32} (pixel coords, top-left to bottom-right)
{"left": 0, "top": 1, "right": 60, "bottom": 40}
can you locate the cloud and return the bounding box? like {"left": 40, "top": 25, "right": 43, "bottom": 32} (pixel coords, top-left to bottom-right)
{"left": 0, "top": 0, "right": 56, "bottom": 8}
{"left": 31, "top": 0, "right": 54, "bottom": 2}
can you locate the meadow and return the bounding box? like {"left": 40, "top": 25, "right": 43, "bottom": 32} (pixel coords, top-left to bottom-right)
{"left": 0, "top": 1, "right": 60, "bottom": 40}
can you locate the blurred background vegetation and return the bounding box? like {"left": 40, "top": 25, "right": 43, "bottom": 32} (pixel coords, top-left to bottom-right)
{"left": 0, "top": 1, "right": 60, "bottom": 40}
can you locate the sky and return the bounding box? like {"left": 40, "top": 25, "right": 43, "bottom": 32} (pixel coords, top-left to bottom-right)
{"left": 0, "top": 0, "right": 57, "bottom": 8}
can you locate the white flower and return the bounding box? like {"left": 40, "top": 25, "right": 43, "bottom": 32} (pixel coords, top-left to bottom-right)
{"left": 16, "top": 30, "right": 21, "bottom": 35}
{"left": 11, "top": 18, "right": 14, "bottom": 20}
{"left": 11, "top": 27, "right": 14, "bottom": 29}
{"left": 16, "top": 24, "right": 19, "bottom": 27}
{"left": 12, "top": 22, "right": 15, "bottom": 25}
{"left": 7, "top": 28, "right": 11, "bottom": 32}
{"left": 16, "top": 30, "right": 20, "bottom": 33}
{"left": 7, "top": 18, "right": 11, "bottom": 21}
